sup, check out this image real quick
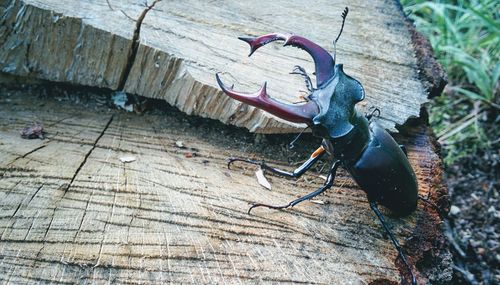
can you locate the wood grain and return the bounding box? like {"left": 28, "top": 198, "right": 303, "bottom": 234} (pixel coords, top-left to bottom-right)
{"left": 0, "top": 88, "right": 450, "bottom": 284}
{"left": 0, "top": 0, "right": 428, "bottom": 133}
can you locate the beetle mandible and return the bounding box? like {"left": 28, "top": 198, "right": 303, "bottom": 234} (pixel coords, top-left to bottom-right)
{"left": 216, "top": 7, "right": 419, "bottom": 285}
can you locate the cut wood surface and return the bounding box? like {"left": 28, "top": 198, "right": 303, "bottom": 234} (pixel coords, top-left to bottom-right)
{"left": 0, "top": 89, "right": 450, "bottom": 284}
{"left": 1, "top": 0, "right": 429, "bottom": 133}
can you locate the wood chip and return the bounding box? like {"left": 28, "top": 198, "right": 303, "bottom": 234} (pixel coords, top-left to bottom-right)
{"left": 175, "top": 140, "right": 185, "bottom": 148}
{"left": 119, "top": 156, "right": 136, "bottom": 163}
{"left": 310, "top": 199, "right": 326, "bottom": 205}
{"left": 255, "top": 168, "right": 271, "bottom": 190}
{"left": 112, "top": 91, "right": 133, "bottom": 112}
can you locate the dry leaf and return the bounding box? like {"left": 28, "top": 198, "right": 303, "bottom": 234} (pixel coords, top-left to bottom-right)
{"left": 255, "top": 168, "right": 271, "bottom": 190}
{"left": 119, "top": 156, "right": 136, "bottom": 163}
{"left": 21, "top": 122, "right": 45, "bottom": 139}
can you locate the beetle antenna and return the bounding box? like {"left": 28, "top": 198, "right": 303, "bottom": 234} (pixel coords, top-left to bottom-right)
{"left": 335, "top": 7, "right": 349, "bottom": 43}
{"left": 288, "top": 126, "right": 308, "bottom": 149}
{"left": 333, "top": 7, "right": 349, "bottom": 62}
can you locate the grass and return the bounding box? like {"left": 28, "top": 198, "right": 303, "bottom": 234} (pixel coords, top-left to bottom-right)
{"left": 401, "top": 0, "right": 499, "bottom": 164}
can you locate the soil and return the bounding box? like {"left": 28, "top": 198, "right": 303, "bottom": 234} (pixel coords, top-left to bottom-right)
{"left": 445, "top": 151, "right": 500, "bottom": 284}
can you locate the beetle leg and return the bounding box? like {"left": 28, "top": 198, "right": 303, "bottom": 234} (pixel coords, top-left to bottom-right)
{"left": 365, "top": 107, "right": 381, "bottom": 121}
{"left": 290, "top": 65, "right": 315, "bottom": 93}
{"left": 248, "top": 160, "right": 339, "bottom": 214}
{"left": 370, "top": 202, "right": 417, "bottom": 285}
{"left": 228, "top": 146, "right": 325, "bottom": 179}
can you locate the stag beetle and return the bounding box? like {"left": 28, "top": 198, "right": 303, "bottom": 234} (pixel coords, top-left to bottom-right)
{"left": 216, "top": 8, "right": 419, "bottom": 285}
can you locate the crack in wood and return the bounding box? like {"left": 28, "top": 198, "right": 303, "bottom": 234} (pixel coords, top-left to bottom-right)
{"left": 117, "top": 0, "right": 162, "bottom": 90}
{"left": 66, "top": 115, "right": 114, "bottom": 193}
{"left": 4, "top": 144, "right": 48, "bottom": 168}
{"left": 40, "top": 115, "right": 114, "bottom": 242}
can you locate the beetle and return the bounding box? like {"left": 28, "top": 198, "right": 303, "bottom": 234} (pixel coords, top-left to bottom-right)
{"left": 216, "top": 8, "right": 419, "bottom": 285}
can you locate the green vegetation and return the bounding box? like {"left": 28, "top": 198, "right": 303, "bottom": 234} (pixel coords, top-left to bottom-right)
{"left": 401, "top": 0, "right": 499, "bottom": 164}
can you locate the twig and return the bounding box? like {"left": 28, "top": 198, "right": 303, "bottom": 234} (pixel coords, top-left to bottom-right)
{"left": 488, "top": 101, "right": 500, "bottom": 110}
{"left": 438, "top": 119, "right": 474, "bottom": 144}
{"left": 490, "top": 137, "right": 500, "bottom": 145}
{"left": 443, "top": 221, "right": 467, "bottom": 258}
{"left": 436, "top": 106, "right": 483, "bottom": 138}
{"left": 473, "top": 101, "right": 482, "bottom": 140}
{"left": 452, "top": 265, "right": 478, "bottom": 285}
{"left": 438, "top": 112, "right": 484, "bottom": 144}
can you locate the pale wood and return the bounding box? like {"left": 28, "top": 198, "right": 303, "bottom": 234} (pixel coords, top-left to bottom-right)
{"left": 0, "top": 88, "right": 449, "bottom": 284}
{"left": 0, "top": 0, "right": 428, "bottom": 133}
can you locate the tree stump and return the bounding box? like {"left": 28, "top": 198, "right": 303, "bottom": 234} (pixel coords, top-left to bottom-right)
{"left": 0, "top": 0, "right": 450, "bottom": 284}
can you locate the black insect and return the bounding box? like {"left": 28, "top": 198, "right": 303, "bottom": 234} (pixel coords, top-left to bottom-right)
{"left": 216, "top": 7, "right": 419, "bottom": 285}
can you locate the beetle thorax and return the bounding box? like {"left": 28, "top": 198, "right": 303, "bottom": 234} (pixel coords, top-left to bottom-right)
{"left": 310, "top": 64, "right": 365, "bottom": 140}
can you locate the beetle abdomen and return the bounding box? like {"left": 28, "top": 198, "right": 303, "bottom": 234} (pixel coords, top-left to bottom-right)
{"left": 347, "top": 122, "right": 418, "bottom": 216}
